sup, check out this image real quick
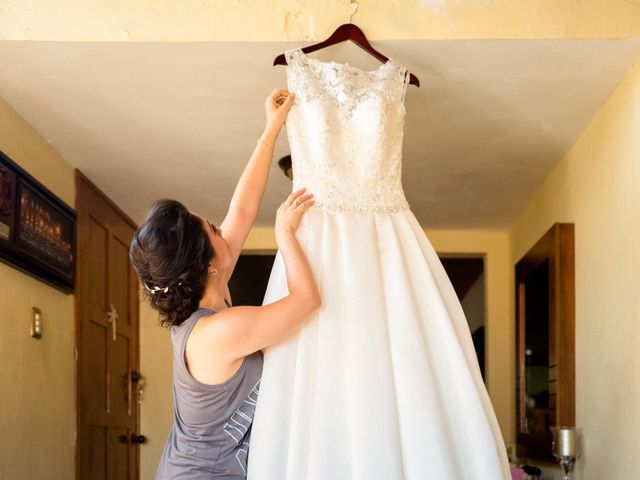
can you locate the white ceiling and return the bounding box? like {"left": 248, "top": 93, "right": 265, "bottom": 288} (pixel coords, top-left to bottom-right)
{"left": 0, "top": 40, "right": 639, "bottom": 229}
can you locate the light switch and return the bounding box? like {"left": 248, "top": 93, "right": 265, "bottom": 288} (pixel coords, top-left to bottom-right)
{"left": 31, "top": 307, "right": 42, "bottom": 339}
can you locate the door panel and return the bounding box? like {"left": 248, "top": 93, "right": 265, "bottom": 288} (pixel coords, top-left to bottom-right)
{"left": 88, "top": 425, "right": 107, "bottom": 480}
{"left": 110, "top": 427, "right": 131, "bottom": 480}
{"left": 112, "top": 334, "right": 131, "bottom": 418}
{"left": 86, "top": 215, "right": 108, "bottom": 309}
{"left": 110, "top": 235, "right": 132, "bottom": 332}
{"left": 86, "top": 320, "right": 109, "bottom": 415}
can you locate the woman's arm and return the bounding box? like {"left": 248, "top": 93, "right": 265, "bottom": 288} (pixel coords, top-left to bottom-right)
{"left": 219, "top": 89, "right": 295, "bottom": 282}
{"left": 197, "top": 188, "right": 320, "bottom": 359}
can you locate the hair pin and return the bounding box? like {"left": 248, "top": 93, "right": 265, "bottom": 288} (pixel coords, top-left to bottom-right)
{"left": 144, "top": 281, "right": 183, "bottom": 295}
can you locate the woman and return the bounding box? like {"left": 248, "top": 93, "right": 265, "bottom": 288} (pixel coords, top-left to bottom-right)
{"left": 129, "top": 89, "right": 320, "bottom": 479}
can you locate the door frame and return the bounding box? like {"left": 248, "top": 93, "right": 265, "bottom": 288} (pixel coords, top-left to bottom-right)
{"left": 514, "top": 222, "right": 575, "bottom": 461}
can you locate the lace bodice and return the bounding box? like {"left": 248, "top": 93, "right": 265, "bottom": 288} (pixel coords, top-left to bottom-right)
{"left": 284, "top": 47, "right": 411, "bottom": 213}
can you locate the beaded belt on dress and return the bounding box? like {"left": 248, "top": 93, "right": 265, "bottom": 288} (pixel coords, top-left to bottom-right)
{"left": 312, "top": 200, "right": 410, "bottom": 213}
{"left": 300, "top": 189, "right": 410, "bottom": 214}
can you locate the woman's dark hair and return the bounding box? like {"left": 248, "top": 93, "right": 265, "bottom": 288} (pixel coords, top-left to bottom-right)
{"left": 129, "top": 199, "right": 214, "bottom": 327}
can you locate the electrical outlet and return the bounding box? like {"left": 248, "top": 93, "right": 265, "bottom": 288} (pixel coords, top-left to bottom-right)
{"left": 31, "top": 307, "right": 42, "bottom": 339}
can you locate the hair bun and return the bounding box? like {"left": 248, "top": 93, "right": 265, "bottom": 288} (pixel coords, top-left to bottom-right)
{"left": 129, "top": 199, "right": 215, "bottom": 327}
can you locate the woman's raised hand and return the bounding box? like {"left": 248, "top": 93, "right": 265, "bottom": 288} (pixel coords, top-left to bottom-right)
{"left": 265, "top": 89, "right": 296, "bottom": 132}
{"left": 276, "top": 188, "right": 314, "bottom": 239}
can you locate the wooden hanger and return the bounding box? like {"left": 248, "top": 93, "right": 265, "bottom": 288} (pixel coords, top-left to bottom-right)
{"left": 273, "top": 23, "right": 420, "bottom": 87}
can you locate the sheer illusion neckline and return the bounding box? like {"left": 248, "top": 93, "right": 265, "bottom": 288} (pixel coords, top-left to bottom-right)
{"left": 294, "top": 47, "right": 397, "bottom": 76}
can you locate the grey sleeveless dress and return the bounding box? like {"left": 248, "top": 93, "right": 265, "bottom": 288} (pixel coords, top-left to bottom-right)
{"left": 155, "top": 307, "right": 263, "bottom": 479}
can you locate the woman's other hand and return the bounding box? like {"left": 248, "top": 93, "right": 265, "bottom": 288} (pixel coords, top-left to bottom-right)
{"left": 276, "top": 187, "right": 314, "bottom": 241}
{"left": 265, "top": 89, "right": 295, "bottom": 132}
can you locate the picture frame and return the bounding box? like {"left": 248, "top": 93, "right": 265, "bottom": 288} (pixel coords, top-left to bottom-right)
{"left": 0, "top": 150, "right": 76, "bottom": 293}
{"left": 0, "top": 161, "right": 16, "bottom": 245}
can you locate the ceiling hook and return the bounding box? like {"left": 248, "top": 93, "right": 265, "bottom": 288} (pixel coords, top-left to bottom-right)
{"left": 349, "top": 0, "right": 359, "bottom": 24}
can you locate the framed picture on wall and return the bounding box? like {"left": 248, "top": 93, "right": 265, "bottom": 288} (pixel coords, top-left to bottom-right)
{"left": 0, "top": 150, "right": 76, "bottom": 293}
{"left": 15, "top": 179, "right": 75, "bottom": 284}
{"left": 0, "top": 162, "right": 16, "bottom": 244}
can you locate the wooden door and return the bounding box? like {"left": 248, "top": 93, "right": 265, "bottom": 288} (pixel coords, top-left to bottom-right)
{"left": 75, "top": 171, "right": 140, "bottom": 480}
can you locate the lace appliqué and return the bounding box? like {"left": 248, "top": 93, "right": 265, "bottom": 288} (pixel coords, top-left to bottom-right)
{"left": 286, "top": 48, "right": 407, "bottom": 118}
{"left": 284, "top": 47, "right": 410, "bottom": 214}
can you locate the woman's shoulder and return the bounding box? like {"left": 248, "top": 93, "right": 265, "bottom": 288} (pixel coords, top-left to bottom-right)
{"left": 190, "top": 306, "right": 227, "bottom": 334}
{"left": 185, "top": 307, "right": 248, "bottom": 383}
{"left": 170, "top": 307, "right": 212, "bottom": 341}
{"left": 190, "top": 304, "right": 251, "bottom": 343}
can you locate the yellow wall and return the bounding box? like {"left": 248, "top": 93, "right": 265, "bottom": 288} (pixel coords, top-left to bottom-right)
{"left": 0, "top": 96, "right": 76, "bottom": 479}
{"left": 140, "top": 300, "right": 173, "bottom": 479}
{"left": 1, "top": 0, "right": 639, "bottom": 41}
{"left": 510, "top": 59, "right": 640, "bottom": 479}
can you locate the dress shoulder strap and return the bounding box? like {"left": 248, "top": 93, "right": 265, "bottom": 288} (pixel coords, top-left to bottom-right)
{"left": 284, "top": 47, "right": 307, "bottom": 98}
{"left": 284, "top": 47, "right": 295, "bottom": 64}
{"left": 284, "top": 47, "right": 304, "bottom": 69}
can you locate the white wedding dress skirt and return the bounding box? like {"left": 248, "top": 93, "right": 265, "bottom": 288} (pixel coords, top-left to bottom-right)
{"left": 247, "top": 207, "right": 511, "bottom": 479}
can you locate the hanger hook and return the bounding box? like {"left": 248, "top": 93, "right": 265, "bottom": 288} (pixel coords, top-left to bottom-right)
{"left": 349, "top": 0, "right": 359, "bottom": 24}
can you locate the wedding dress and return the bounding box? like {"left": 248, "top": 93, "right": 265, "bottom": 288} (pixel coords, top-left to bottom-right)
{"left": 247, "top": 47, "right": 511, "bottom": 480}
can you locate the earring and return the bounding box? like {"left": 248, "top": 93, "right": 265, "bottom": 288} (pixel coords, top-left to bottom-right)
{"left": 210, "top": 268, "right": 218, "bottom": 276}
